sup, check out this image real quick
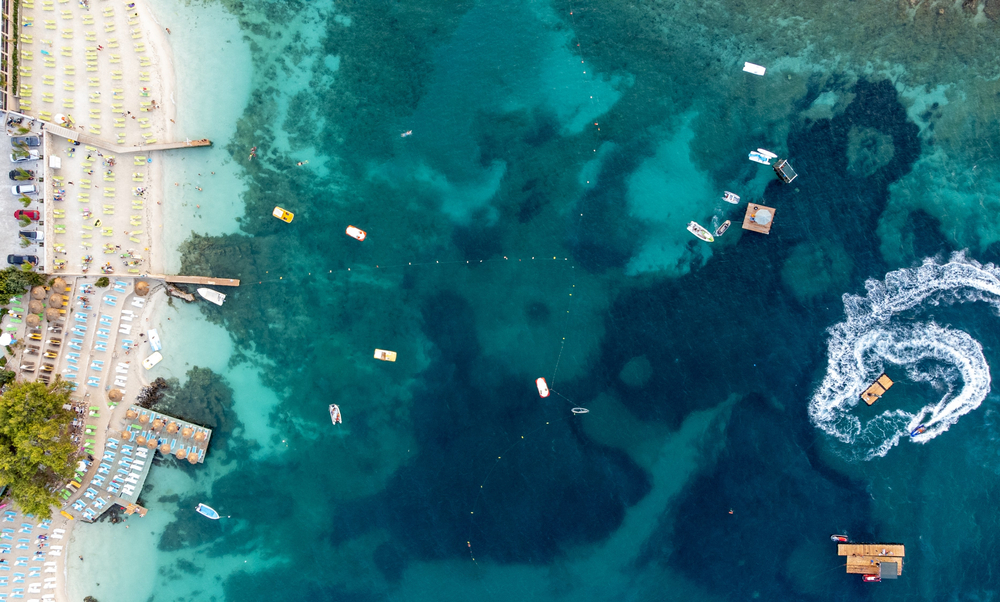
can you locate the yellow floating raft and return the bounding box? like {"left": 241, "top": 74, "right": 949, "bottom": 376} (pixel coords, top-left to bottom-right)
{"left": 861, "top": 373, "right": 893, "bottom": 406}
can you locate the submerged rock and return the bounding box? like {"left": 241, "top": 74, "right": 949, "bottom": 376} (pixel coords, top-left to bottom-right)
{"left": 847, "top": 126, "right": 895, "bottom": 177}
{"left": 165, "top": 284, "right": 195, "bottom": 302}
{"left": 619, "top": 355, "right": 653, "bottom": 388}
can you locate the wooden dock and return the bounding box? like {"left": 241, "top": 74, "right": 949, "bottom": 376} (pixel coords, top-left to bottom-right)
{"left": 861, "top": 373, "right": 894, "bottom": 405}
{"left": 838, "top": 543, "right": 904, "bottom": 577}
{"left": 42, "top": 121, "right": 211, "bottom": 153}
{"left": 741, "top": 203, "right": 776, "bottom": 235}
{"left": 164, "top": 275, "right": 241, "bottom": 287}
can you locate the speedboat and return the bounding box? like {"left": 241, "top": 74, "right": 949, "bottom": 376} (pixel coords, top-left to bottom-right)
{"left": 862, "top": 575, "right": 880, "bottom": 583}
{"left": 536, "top": 377, "right": 549, "bottom": 398}
{"left": 272, "top": 206, "right": 294, "bottom": 223}
{"left": 329, "top": 404, "right": 342, "bottom": 425}
{"left": 197, "top": 288, "right": 226, "bottom": 306}
{"left": 830, "top": 534, "right": 848, "bottom": 542}
{"left": 687, "top": 221, "right": 714, "bottom": 242}
{"left": 346, "top": 225, "right": 367, "bottom": 241}
{"left": 910, "top": 424, "right": 927, "bottom": 438}
{"left": 195, "top": 503, "right": 220, "bottom": 520}
{"left": 374, "top": 349, "right": 397, "bottom": 362}
{"left": 714, "top": 220, "right": 731, "bottom": 237}
{"left": 722, "top": 191, "right": 740, "bottom": 204}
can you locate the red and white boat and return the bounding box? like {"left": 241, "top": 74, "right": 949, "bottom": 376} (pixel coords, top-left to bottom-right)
{"left": 329, "top": 404, "right": 342, "bottom": 425}
{"left": 346, "top": 225, "right": 366, "bottom": 241}
{"left": 536, "top": 377, "right": 549, "bottom": 398}
{"left": 862, "top": 575, "right": 880, "bottom": 583}
{"left": 830, "top": 534, "right": 849, "bottom": 542}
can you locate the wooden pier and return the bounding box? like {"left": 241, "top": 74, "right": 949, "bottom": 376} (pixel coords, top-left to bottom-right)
{"left": 41, "top": 120, "right": 211, "bottom": 153}
{"left": 164, "top": 275, "right": 241, "bottom": 287}
{"left": 861, "top": 373, "right": 894, "bottom": 405}
{"left": 838, "top": 543, "right": 904, "bottom": 578}
{"left": 741, "top": 203, "right": 777, "bottom": 235}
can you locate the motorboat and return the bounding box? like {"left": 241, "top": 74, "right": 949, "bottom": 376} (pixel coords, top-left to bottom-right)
{"left": 686, "top": 221, "right": 715, "bottom": 243}
{"left": 536, "top": 377, "right": 549, "bottom": 398}
{"left": 743, "top": 62, "right": 766, "bottom": 76}
{"left": 722, "top": 191, "right": 740, "bottom": 204}
{"left": 714, "top": 220, "right": 731, "bottom": 237}
{"left": 749, "top": 151, "right": 771, "bottom": 165}
{"left": 346, "top": 225, "right": 367, "bottom": 241}
{"left": 374, "top": 349, "right": 397, "bottom": 362}
{"left": 195, "top": 503, "right": 220, "bottom": 520}
{"left": 142, "top": 351, "right": 163, "bottom": 370}
{"left": 830, "top": 534, "right": 849, "bottom": 542}
{"left": 197, "top": 288, "right": 226, "bottom": 306}
{"left": 862, "top": 575, "right": 880, "bottom": 583}
{"left": 910, "top": 424, "right": 927, "bottom": 438}
{"left": 329, "top": 404, "right": 342, "bottom": 425}
{"left": 272, "top": 206, "right": 294, "bottom": 223}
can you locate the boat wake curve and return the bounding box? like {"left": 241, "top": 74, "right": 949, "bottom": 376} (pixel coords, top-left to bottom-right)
{"left": 810, "top": 252, "right": 995, "bottom": 460}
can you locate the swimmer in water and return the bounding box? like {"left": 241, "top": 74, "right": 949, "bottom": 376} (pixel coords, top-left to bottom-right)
{"left": 249, "top": 146, "right": 257, "bottom": 161}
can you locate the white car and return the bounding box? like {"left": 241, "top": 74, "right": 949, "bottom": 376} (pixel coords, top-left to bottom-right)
{"left": 11, "top": 185, "right": 36, "bottom": 195}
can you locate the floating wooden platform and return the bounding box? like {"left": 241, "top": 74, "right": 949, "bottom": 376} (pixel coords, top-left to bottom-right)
{"left": 838, "top": 543, "right": 904, "bottom": 577}
{"left": 861, "top": 373, "right": 894, "bottom": 405}
{"left": 742, "top": 203, "right": 777, "bottom": 235}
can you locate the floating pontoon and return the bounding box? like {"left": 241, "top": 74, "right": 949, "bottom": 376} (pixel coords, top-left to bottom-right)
{"left": 773, "top": 159, "right": 798, "bottom": 183}
{"left": 861, "top": 373, "right": 893, "bottom": 406}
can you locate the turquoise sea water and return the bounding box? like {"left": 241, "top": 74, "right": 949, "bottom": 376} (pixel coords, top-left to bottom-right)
{"left": 67, "top": 0, "right": 1000, "bottom": 600}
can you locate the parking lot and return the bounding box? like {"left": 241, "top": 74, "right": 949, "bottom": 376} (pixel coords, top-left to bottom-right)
{"left": 0, "top": 112, "right": 46, "bottom": 269}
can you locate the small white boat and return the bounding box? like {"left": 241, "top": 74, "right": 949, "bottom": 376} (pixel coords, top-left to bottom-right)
{"left": 743, "top": 62, "right": 766, "bottom": 76}
{"left": 749, "top": 151, "right": 772, "bottom": 165}
{"left": 536, "top": 377, "right": 550, "bottom": 398}
{"left": 142, "top": 351, "right": 162, "bottom": 370}
{"left": 571, "top": 407, "right": 589, "bottom": 414}
{"left": 374, "top": 349, "right": 397, "bottom": 362}
{"left": 722, "top": 191, "right": 740, "bottom": 204}
{"left": 687, "top": 221, "right": 715, "bottom": 243}
{"left": 714, "top": 220, "right": 731, "bottom": 237}
{"left": 329, "top": 404, "right": 342, "bottom": 425}
{"left": 197, "top": 288, "right": 226, "bottom": 306}
{"left": 195, "top": 503, "right": 220, "bottom": 520}
{"left": 757, "top": 148, "right": 777, "bottom": 159}
{"left": 346, "top": 225, "right": 367, "bottom": 241}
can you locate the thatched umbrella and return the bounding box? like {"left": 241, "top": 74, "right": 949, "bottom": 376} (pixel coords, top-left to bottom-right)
{"left": 139, "top": 414, "right": 149, "bottom": 424}
{"left": 187, "top": 452, "right": 198, "bottom": 464}
{"left": 159, "top": 443, "right": 170, "bottom": 454}
{"left": 146, "top": 438, "right": 157, "bottom": 449}
{"left": 175, "top": 448, "right": 187, "bottom": 460}
{"left": 28, "top": 300, "right": 43, "bottom": 313}
{"left": 26, "top": 314, "right": 39, "bottom": 327}
{"left": 151, "top": 418, "right": 163, "bottom": 431}
{"left": 135, "top": 435, "right": 147, "bottom": 446}
{"left": 126, "top": 409, "right": 138, "bottom": 419}
{"left": 52, "top": 277, "right": 66, "bottom": 292}
{"left": 47, "top": 294, "right": 63, "bottom": 309}
{"left": 120, "top": 429, "right": 132, "bottom": 441}
{"left": 45, "top": 307, "right": 60, "bottom": 321}
{"left": 135, "top": 281, "right": 149, "bottom": 296}
{"left": 31, "top": 286, "right": 46, "bottom": 300}
{"left": 194, "top": 431, "right": 206, "bottom": 442}
{"left": 166, "top": 421, "right": 178, "bottom": 434}
{"left": 181, "top": 427, "right": 193, "bottom": 438}
{"left": 108, "top": 389, "right": 123, "bottom": 402}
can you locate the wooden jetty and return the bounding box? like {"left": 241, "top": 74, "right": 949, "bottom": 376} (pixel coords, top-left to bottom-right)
{"left": 164, "top": 275, "right": 241, "bottom": 287}
{"left": 42, "top": 120, "right": 211, "bottom": 153}
{"left": 861, "top": 373, "right": 894, "bottom": 405}
{"left": 838, "top": 543, "right": 904, "bottom": 578}
{"left": 741, "top": 203, "right": 777, "bottom": 235}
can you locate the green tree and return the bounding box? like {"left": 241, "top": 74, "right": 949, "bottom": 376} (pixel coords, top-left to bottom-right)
{"left": 0, "top": 266, "right": 43, "bottom": 306}
{"left": 0, "top": 380, "right": 76, "bottom": 518}
{"left": 95, "top": 277, "right": 109, "bottom": 288}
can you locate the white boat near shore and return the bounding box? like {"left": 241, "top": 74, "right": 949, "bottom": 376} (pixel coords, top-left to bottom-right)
{"left": 197, "top": 288, "right": 226, "bottom": 306}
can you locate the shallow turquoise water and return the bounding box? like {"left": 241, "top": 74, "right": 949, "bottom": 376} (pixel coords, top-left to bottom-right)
{"left": 68, "top": 0, "right": 1000, "bottom": 600}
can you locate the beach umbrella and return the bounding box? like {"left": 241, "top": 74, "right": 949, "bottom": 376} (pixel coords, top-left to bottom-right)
{"left": 181, "top": 427, "right": 193, "bottom": 438}
{"left": 194, "top": 431, "right": 206, "bottom": 442}
{"left": 145, "top": 438, "right": 157, "bottom": 449}
{"left": 151, "top": 418, "right": 163, "bottom": 431}
{"left": 28, "top": 300, "right": 43, "bottom": 313}
{"left": 125, "top": 409, "right": 137, "bottom": 419}
{"left": 753, "top": 209, "right": 773, "bottom": 226}
{"left": 135, "top": 435, "right": 146, "bottom": 446}
{"left": 44, "top": 308, "right": 60, "bottom": 321}
{"left": 52, "top": 277, "right": 66, "bottom": 292}
{"left": 175, "top": 448, "right": 187, "bottom": 460}
{"left": 139, "top": 414, "right": 149, "bottom": 424}
{"left": 25, "top": 314, "right": 39, "bottom": 327}
{"left": 0, "top": 334, "right": 11, "bottom": 346}
{"left": 31, "top": 286, "right": 46, "bottom": 300}
{"left": 159, "top": 443, "right": 171, "bottom": 454}
{"left": 135, "top": 281, "right": 149, "bottom": 296}
{"left": 108, "top": 389, "right": 123, "bottom": 402}
{"left": 166, "top": 421, "right": 178, "bottom": 434}
{"left": 187, "top": 452, "right": 198, "bottom": 464}
{"left": 120, "top": 429, "right": 131, "bottom": 440}
{"left": 47, "top": 294, "right": 62, "bottom": 308}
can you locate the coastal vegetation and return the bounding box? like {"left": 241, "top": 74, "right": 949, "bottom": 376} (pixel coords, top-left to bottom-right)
{"left": 0, "top": 380, "right": 76, "bottom": 518}
{"left": 94, "top": 277, "right": 109, "bottom": 288}
{"left": 0, "top": 266, "right": 43, "bottom": 305}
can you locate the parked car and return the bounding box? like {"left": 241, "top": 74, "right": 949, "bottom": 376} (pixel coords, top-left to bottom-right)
{"left": 13, "top": 210, "right": 39, "bottom": 220}
{"left": 11, "top": 136, "right": 40, "bottom": 147}
{"left": 10, "top": 150, "right": 39, "bottom": 163}
{"left": 6, "top": 255, "right": 38, "bottom": 266}
{"left": 18, "top": 230, "right": 43, "bottom": 242}
{"left": 11, "top": 185, "right": 36, "bottom": 195}
{"left": 8, "top": 169, "right": 35, "bottom": 181}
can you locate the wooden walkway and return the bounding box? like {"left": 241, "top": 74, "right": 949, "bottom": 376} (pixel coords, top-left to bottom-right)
{"left": 42, "top": 121, "right": 211, "bottom": 153}
{"left": 163, "top": 275, "right": 240, "bottom": 287}
{"left": 838, "top": 543, "right": 905, "bottom": 576}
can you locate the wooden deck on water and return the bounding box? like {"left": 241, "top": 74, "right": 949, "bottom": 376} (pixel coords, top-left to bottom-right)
{"left": 164, "top": 275, "right": 241, "bottom": 287}
{"left": 741, "top": 203, "right": 777, "bottom": 235}
{"left": 862, "top": 373, "right": 894, "bottom": 405}
{"left": 43, "top": 121, "right": 211, "bottom": 153}
{"left": 838, "top": 543, "right": 905, "bottom": 576}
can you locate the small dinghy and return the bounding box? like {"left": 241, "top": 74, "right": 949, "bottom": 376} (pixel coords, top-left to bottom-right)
{"left": 374, "top": 349, "right": 397, "bottom": 362}
{"left": 830, "top": 534, "right": 849, "bottom": 543}
{"left": 862, "top": 575, "right": 880, "bottom": 583}
{"left": 742, "top": 62, "right": 766, "bottom": 76}
{"left": 197, "top": 288, "right": 226, "bottom": 306}
{"left": 722, "top": 191, "right": 740, "bottom": 204}
{"left": 687, "top": 221, "right": 715, "bottom": 242}
{"left": 571, "top": 408, "right": 590, "bottom": 414}
{"left": 536, "top": 377, "right": 549, "bottom": 398}
{"left": 714, "top": 220, "right": 731, "bottom": 237}
{"left": 329, "top": 404, "right": 342, "bottom": 425}
{"left": 910, "top": 424, "right": 927, "bottom": 438}
{"left": 195, "top": 503, "right": 220, "bottom": 520}
{"left": 346, "top": 225, "right": 367, "bottom": 241}
{"left": 272, "top": 206, "right": 294, "bottom": 223}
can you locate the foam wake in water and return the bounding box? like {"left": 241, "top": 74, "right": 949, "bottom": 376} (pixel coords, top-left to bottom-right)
{"left": 810, "top": 252, "right": 995, "bottom": 460}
